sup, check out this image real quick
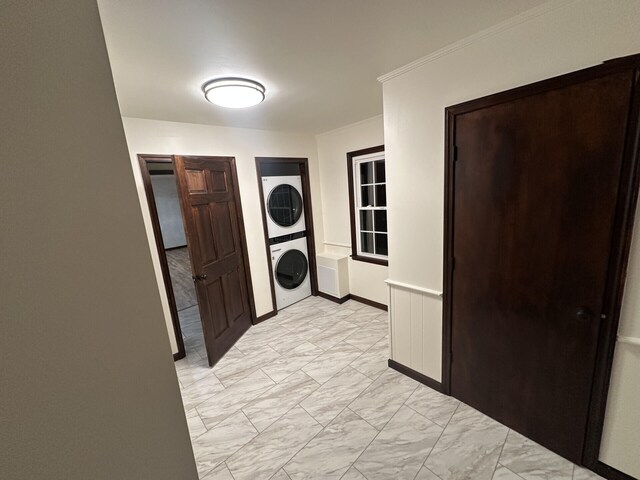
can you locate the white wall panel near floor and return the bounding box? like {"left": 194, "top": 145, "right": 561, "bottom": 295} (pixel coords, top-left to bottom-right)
{"left": 122, "top": 117, "right": 324, "bottom": 354}
{"left": 316, "top": 115, "right": 388, "bottom": 305}
{"left": 600, "top": 200, "right": 640, "bottom": 475}
{"left": 380, "top": 0, "right": 640, "bottom": 476}
{"left": 388, "top": 281, "right": 442, "bottom": 382}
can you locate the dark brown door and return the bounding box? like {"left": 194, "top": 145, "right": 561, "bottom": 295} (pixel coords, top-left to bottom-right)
{"left": 449, "top": 71, "right": 635, "bottom": 462}
{"left": 173, "top": 156, "right": 253, "bottom": 366}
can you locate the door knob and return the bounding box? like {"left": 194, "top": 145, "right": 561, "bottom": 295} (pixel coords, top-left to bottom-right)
{"left": 192, "top": 274, "right": 207, "bottom": 281}
{"left": 576, "top": 307, "right": 592, "bottom": 322}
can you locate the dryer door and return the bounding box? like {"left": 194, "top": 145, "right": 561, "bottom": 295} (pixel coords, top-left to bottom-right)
{"left": 275, "top": 249, "right": 308, "bottom": 290}
{"left": 268, "top": 184, "right": 303, "bottom": 228}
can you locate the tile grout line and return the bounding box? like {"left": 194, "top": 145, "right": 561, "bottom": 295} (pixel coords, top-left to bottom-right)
{"left": 189, "top": 408, "right": 210, "bottom": 442}
{"left": 224, "top": 461, "right": 238, "bottom": 480}
{"left": 492, "top": 429, "right": 513, "bottom": 479}
{"left": 424, "top": 465, "right": 446, "bottom": 480}
{"left": 241, "top": 376, "right": 322, "bottom": 434}
{"left": 280, "top": 405, "right": 340, "bottom": 478}
{"left": 347, "top": 369, "right": 418, "bottom": 426}
{"left": 180, "top": 384, "right": 227, "bottom": 414}
{"left": 193, "top": 410, "right": 261, "bottom": 479}
{"left": 238, "top": 408, "right": 261, "bottom": 435}
{"left": 422, "top": 402, "right": 462, "bottom": 468}
{"left": 403, "top": 401, "right": 451, "bottom": 430}
{"left": 264, "top": 352, "right": 324, "bottom": 382}
{"left": 346, "top": 405, "right": 382, "bottom": 433}
{"left": 352, "top": 464, "right": 370, "bottom": 480}
{"left": 285, "top": 402, "right": 377, "bottom": 479}
{"left": 222, "top": 405, "right": 315, "bottom": 479}
{"left": 297, "top": 402, "right": 325, "bottom": 428}
{"left": 390, "top": 399, "right": 450, "bottom": 476}
{"left": 345, "top": 381, "right": 419, "bottom": 475}
{"left": 198, "top": 465, "right": 216, "bottom": 479}
{"left": 180, "top": 297, "right": 412, "bottom": 480}
{"left": 266, "top": 467, "right": 290, "bottom": 480}
{"left": 496, "top": 461, "right": 528, "bottom": 480}
{"left": 259, "top": 367, "right": 280, "bottom": 384}
{"left": 355, "top": 363, "right": 389, "bottom": 383}
{"left": 342, "top": 406, "right": 384, "bottom": 477}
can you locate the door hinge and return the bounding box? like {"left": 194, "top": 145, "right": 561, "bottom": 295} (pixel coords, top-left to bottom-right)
{"left": 451, "top": 257, "right": 456, "bottom": 270}
{"left": 453, "top": 145, "right": 459, "bottom": 162}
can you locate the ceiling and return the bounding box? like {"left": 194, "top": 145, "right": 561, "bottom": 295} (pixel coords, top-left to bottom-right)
{"left": 98, "top": 0, "right": 546, "bottom": 134}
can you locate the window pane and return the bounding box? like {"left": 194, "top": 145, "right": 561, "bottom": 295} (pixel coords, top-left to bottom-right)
{"left": 360, "top": 210, "right": 373, "bottom": 231}
{"left": 374, "top": 210, "right": 387, "bottom": 233}
{"left": 375, "top": 185, "right": 386, "bottom": 206}
{"left": 374, "top": 160, "right": 385, "bottom": 183}
{"left": 361, "top": 232, "right": 374, "bottom": 254}
{"left": 361, "top": 186, "right": 374, "bottom": 207}
{"left": 375, "top": 233, "right": 388, "bottom": 256}
{"left": 360, "top": 161, "right": 374, "bottom": 184}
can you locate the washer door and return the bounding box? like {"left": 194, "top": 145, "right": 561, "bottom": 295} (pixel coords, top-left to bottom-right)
{"left": 275, "top": 249, "right": 308, "bottom": 290}
{"left": 268, "top": 184, "right": 303, "bottom": 227}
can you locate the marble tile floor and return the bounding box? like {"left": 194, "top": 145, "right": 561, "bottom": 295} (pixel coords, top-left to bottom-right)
{"left": 174, "top": 296, "right": 605, "bottom": 480}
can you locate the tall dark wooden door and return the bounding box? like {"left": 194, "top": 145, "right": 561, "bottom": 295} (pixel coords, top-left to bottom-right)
{"left": 446, "top": 66, "right": 639, "bottom": 463}
{"left": 173, "top": 156, "right": 254, "bottom": 366}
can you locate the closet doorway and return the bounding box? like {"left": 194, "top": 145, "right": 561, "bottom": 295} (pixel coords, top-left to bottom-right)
{"left": 255, "top": 157, "right": 319, "bottom": 319}
{"left": 138, "top": 155, "right": 255, "bottom": 366}
{"left": 443, "top": 55, "right": 640, "bottom": 466}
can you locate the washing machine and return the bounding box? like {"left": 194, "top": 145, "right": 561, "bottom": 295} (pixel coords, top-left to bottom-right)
{"left": 271, "top": 236, "right": 311, "bottom": 309}
{"left": 262, "top": 176, "right": 306, "bottom": 238}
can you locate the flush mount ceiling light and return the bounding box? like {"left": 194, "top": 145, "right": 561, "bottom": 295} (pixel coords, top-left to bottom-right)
{"left": 202, "top": 77, "right": 265, "bottom": 108}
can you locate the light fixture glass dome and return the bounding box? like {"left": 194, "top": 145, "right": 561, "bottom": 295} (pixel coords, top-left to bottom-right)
{"left": 202, "top": 77, "right": 265, "bottom": 108}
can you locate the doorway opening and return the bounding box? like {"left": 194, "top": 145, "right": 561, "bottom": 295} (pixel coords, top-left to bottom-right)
{"left": 138, "top": 155, "right": 188, "bottom": 360}
{"left": 138, "top": 155, "right": 256, "bottom": 366}
{"left": 255, "top": 157, "right": 319, "bottom": 321}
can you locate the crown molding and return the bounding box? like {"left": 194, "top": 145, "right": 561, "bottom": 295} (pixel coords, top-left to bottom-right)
{"left": 378, "top": 0, "right": 575, "bottom": 84}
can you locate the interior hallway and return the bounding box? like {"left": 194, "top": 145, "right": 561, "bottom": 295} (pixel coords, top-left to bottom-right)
{"left": 166, "top": 247, "right": 198, "bottom": 312}
{"left": 174, "top": 297, "right": 604, "bottom": 480}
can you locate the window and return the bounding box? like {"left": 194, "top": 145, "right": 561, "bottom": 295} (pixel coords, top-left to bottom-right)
{"left": 347, "top": 145, "right": 388, "bottom": 266}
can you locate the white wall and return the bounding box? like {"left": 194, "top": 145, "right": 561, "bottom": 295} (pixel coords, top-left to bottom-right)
{"left": 0, "top": 1, "right": 196, "bottom": 478}
{"left": 600, "top": 201, "right": 640, "bottom": 474}
{"left": 122, "top": 117, "right": 324, "bottom": 348}
{"left": 380, "top": 0, "right": 640, "bottom": 475}
{"left": 316, "top": 116, "right": 388, "bottom": 305}
{"left": 152, "top": 175, "right": 188, "bottom": 249}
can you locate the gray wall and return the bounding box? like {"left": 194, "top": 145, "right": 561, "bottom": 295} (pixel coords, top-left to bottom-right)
{"left": 0, "top": 1, "right": 197, "bottom": 479}
{"left": 151, "top": 175, "right": 188, "bottom": 249}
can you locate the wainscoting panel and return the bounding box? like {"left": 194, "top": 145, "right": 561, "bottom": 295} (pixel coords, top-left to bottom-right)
{"left": 410, "top": 292, "right": 423, "bottom": 369}
{"left": 599, "top": 340, "right": 640, "bottom": 478}
{"left": 391, "top": 287, "right": 411, "bottom": 366}
{"left": 387, "top": 280, "right": 443, "bottom": 382}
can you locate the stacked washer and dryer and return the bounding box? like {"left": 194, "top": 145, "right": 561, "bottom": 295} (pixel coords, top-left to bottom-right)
{"left": 262, "top": 175, "right": 312, "bottom": 310}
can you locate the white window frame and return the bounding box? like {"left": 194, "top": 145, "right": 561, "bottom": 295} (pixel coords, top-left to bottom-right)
{"left": 352, "top": 151, "right": 387, "bottom": 261}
